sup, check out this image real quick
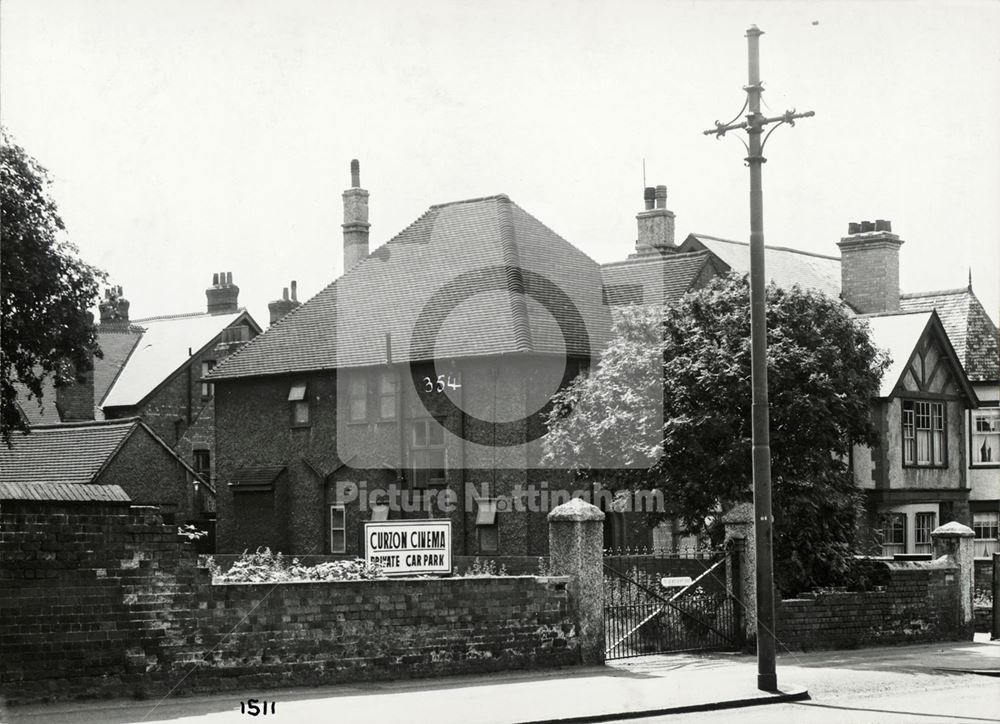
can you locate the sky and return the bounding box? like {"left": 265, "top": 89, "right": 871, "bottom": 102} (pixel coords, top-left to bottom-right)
{"left": 2, "top": 0, "right": 998, "bottom": 328}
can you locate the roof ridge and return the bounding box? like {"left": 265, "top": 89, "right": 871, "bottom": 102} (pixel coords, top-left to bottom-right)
{"left": 29, "top": 417, "right": 141, "bottom": 430}
{"left": 131, "top": 311, "right": 212, "bottom": 323}
{"left": 601, "top": 250, "right": 712, "bottom": 268}
{"left": 691, "top": 233, "right": 842, "bottom": 261}
{"left": 428, "top": 193, "right": 509, "bottom": 210}
{"left": 497, "top": 197, "right": 533, "bottom": 353}
{"left": 900, "top": 287, "right": 971, "bottom": 299}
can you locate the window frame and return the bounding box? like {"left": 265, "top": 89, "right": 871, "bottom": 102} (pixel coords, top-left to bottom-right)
{"left": 409, "top": 418, "right": 446, "bottom": 488}
{"left": 200, "top": 360, "right": 216, "bottom": 399}
{"left": 475, "top": 493, "right": 499, "bottom": 554}
{"left": 901, "top": 399, "right": 947, "bottom": 468}
{"left": 329, "top": 504, "right": 347, "bottom": 554}
{"left": 288, "top": 382, "right": 310, "bottom": 428}
{"left": 879, "top": 512, "right": 906, "bottom": 557}
{"left": 914, "top": 511, "right": 936, "bottom": 554}
{"left": 192, "top": 449, "right": 211, "bottom": 482}
{"left": 971, "top": 408, "right": 1000, "bottom": 468}
{"left": 377, "top": 370, "right": 398, "bottom": 421}
{"left": 347, "top": 372, "right": 368, "bottom": 422}
{"left": 972, "top": 510, "right": 999, "bottom": 557}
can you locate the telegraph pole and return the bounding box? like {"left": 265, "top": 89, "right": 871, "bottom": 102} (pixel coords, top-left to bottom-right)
{"left": 703, "top": 26, "right": 813, "bottom": 693}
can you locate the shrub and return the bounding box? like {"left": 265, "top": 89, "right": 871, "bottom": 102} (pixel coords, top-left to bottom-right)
{"left": 210, "top": 548, "right": 383, "bottom": 583}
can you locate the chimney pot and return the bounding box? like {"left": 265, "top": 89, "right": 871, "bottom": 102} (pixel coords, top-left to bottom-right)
{"left": 847, "top": 222, "right": 860, "bottom": 234}
{"left": 291, "top": 280, "right": 298, "bottom": 302}
{"left": 350, "top": 159, "right": 360, "bottom": 188}
{"left": 643, "top": 187, "right": 655, "bottom": 210}
{"left": 875, "top": 219, "right": 891, "bottom": 232}
{"left": 282, "top": 287, "right": 289, "bottom": 301}
{"left": 860, "top": 220, "right": 875, "bottom": 232}
{"left": 655, "top": 185, "right": 667, "bottom": 210}
{"left": 226, "top": 271, "right": 233, "bottom": 285}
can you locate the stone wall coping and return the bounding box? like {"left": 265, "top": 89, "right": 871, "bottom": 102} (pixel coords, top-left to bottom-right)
{"left": 209, "top": 574, "right": 572, "bottom": 587}
{"left": 721, "top": 502, "right": 753, "bottom": 524}
{"left": 930, "top": 521, "right": 975, "bottom": 538}
{"left": 547, "top": 497, "right": 604, "bottom": 522}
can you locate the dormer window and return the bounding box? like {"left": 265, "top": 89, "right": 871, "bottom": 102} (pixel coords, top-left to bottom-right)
{"left": 289, "top": 382, "right": 310, "bottom": 427}
{"left": 221, "top": 325, "right": 249, "bottom": 344}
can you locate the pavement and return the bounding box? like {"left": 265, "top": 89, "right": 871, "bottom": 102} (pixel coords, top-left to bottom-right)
{"left": 2, "top": 636, "right": 998, "bottom": 724}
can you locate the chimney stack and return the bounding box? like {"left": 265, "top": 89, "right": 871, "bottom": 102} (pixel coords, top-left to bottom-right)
{"left": 633, "top": 184, "right": 676, "bottom": 257}
{"left": 342, "top": 159, "right": 370, "bottom": 273}
{"left": 268, "top": 280, "right": 302, "bottom": 326}
{"left": 98, "top": 286, "right": 130, "bottom": 328}
{"left": 837, "top": 220, "right": 904, "bottom": 314}
{"left": 206, "top": 271, "right": 240, "bottom": 314}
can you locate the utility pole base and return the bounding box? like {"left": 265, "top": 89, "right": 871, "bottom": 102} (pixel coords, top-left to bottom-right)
{"left": 758, "top": 673, "right": 778, "bottom": 692}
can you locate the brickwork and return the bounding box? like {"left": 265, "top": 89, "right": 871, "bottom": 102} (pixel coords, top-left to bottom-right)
{"left": 0, "top": 501, "right": 582, "bottom": 705}
{"left": 837, "top": 232, "right": 903, "bottom": 314}
{"left": 777, "top": 560, "right": 963, "bottom": 651}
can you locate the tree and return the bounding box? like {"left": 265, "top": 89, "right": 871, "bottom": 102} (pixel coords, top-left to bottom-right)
{"left": 1, "top": 127, "right": 105, "bottom": 443}
{"left": 544, "top": 274, "right": 889, "bottom": 595}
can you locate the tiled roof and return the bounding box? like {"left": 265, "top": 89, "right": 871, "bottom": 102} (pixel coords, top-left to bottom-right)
{"left": 13, "top": 378, "right": 59, "bottom": 425}
{"left": 679, "top": 234, "right": 842, "bottom": 300}
{"left": 0, "top": 419, "right": 138, "bottom": 485}
{"left": 0, "top": 481, "right": 130, "bottom": 502}
{"left": 600, "top": 251, "right": 722, "bottom": 306}
{"left": 229, "top": 465, "right": 285, "bottom": 492}
{"left": 101, "top": 310, "right": 247, "bottom": 408}
{"left": 211, "top": 195, "right": 611, "bottom": 380}
{"left": 899, "top": 288, "right": 999, "bottom": 382}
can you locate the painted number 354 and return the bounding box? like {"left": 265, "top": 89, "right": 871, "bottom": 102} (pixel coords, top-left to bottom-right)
{"left": 423, "top": 374, "right": 462, "bottom": 393}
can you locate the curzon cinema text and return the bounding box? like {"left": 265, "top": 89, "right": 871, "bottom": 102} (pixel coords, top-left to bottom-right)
{"left": 364, "top": 520, "right": 452, "bottom": 576}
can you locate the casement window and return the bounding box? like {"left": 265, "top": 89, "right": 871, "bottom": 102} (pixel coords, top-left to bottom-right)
{"left": 973, "top": 511, "right": 999, "bottom": 557}
{"left": 201, "top": 360, "right": 216, "bottom": 399}
{"left": 193, "top": 450, "right": 211, "bottom": 481}
{"left": 378, "top": 371, "right": 397, "bottom": 420}
{"left": 879, "top": 512, "right": 906, "bottom": 556}
{"left": 288, "top": 382, "right": 310, "bottom": 427}
{"left": 476, "top": 486, "right": 499, "bottom": 554}
{"left": 348, "top": 373, "right": 367, "bottom": 422}
{"left": 914, "top": 512, "right": 936, "bottom": 554}
{"left": 221, "top": 325, "right": 249, "bottom": 344}
{"left": 409, "top": 418, "right": 445, "bottom": 488}
{"left": 902, "top": 400, "right": 946, "bottom": 467}
{"left": 972, "top": 409, "right": 1000, "bottom": 466}
{"left": 329, "top": 504, "right": 346, "bottom": 553}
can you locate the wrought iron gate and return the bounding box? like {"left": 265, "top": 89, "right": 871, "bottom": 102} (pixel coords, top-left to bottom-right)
{"left": 603, "top": 548, "right": 743, "bottom": 660}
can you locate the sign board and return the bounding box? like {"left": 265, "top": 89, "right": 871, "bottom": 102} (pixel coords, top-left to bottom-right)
{"left": 661, "top": 576, "right": 693, "bottom": 588}
{"left": 364, "top": 520, "right": 452, "bottom": 576}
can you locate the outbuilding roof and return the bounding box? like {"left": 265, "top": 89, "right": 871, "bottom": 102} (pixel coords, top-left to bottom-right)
{"left": 211, "top": 195, "right": 611, "bottom": 380}
{"left": 0, "top": 481, "right": 130, "bottom": 502}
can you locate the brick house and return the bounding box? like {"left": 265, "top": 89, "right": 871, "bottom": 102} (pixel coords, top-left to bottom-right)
{"left": 209, "top": 162, "right": 610, "bottom": 557}
{"left": 599, "top": 190, "right": 997, "bottom": 555}
{"left": 0, "top": 418, "right": 208, "bottom": 523}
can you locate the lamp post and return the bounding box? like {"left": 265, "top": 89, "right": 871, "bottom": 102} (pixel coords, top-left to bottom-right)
{"left": 703, "top": 25, "right": 814, "bottom": 693}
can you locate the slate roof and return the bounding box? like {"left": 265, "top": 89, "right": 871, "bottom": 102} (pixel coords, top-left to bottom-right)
{"left": 0, "top": 481, "right": 130, "bottom": 502}
{"left": 211, "top": 195, "right": 611, "bottom": 380}
{"left": 678, "top": 234, "right": 842, "bottom": 300}
{"left": 101, "top": 310, "right": 249, "bottom": 408}
{"left": 229, "top": 465, "right": 285, "bottom": 492}
{"left": 600, "top": 251, "right": 724, "bottom": 306}
{"left": 93, "top": 327, "right": 143, "bottom": 412}
{"left": 0, "top": 419, "right": 138, "bottom": 485}
{"left": 899, "top": 288, "right": 999, "bottom": 382}
{"left": 13, "top": 378, "right": 59, "bottom": 425}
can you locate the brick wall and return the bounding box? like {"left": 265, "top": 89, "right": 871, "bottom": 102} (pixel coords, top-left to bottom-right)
{"left": 1, "top": 501, "right": 581, "bottom": 705}
{"left": 777, "top": 560, "right": 962, "bottom": 651}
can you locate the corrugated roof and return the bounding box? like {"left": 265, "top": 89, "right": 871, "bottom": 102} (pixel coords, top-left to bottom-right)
{"left": 0, "top": 481, "right": 130, "bottom": 502}
{"left": 864, "top": 312, "right": 934, "bottom": 397}
{"left": 211, "top": 195, "right": 611, "bottom": 380}
{"left": 900, "top": 288, "right": 999, "bottom": 382}
{"left": 0, "top": 419, "right": 137, "bottom": 485}
{"left": 680, "top": 234, "right": 842, "bottom": 300}
{"left": 101, "top": 310, "right": 244, "bottom": 407}
{"left": 600, "top": 251, "right": 720, "bottom": 306}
